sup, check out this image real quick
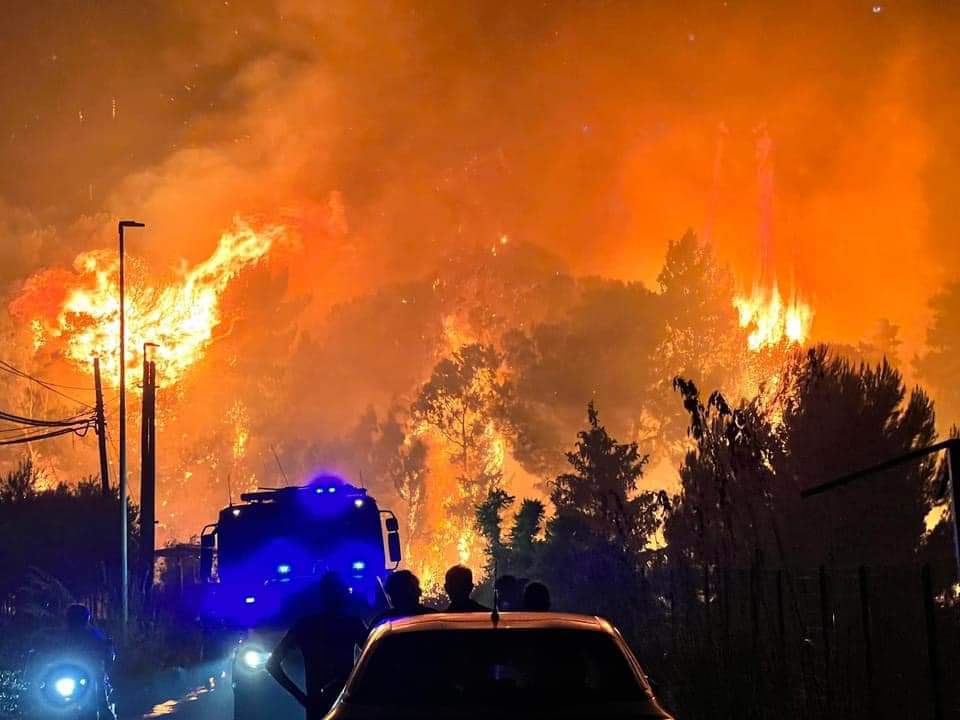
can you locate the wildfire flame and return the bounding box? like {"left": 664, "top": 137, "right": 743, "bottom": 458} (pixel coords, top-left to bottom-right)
{"left": 733, "top": 282, "right": 813, "bottom": 351}
{"left": 14, "top": 219, "right": 283, "bottom": 388}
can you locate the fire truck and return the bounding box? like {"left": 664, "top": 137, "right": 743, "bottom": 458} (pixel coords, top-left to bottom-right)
{"left": 197, "top": 475, "right": 401, "bottom": 719}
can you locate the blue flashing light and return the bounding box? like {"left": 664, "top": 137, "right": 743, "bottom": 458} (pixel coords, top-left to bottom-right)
{"left": 352, "top": 560, "right": 366, "bottom": 571}
{"left": 276, "top": 563, "right": 291, "bottom": 575}
{"left": 353, "top": 498, "right": 365, "bottom": 508}
{"left": 244, "top": 595, "right": 257, "bottom": 605}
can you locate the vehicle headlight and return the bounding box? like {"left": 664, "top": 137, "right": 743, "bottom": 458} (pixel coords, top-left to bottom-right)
{"left": 240, "top": 647, "right": 270, "bottom": 670}
{"left": 40, "top": 665, "right": 90, "bottom": 704}
{"left": 54, "top": 676, "right": 77, "bottom": 697}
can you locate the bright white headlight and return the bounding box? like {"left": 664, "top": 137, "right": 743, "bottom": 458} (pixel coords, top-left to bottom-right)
{"left": 53, "top": 676, "right": 77, "bottom": 697}
{"left": 241, "top": 648, "right": 269, "bottom": 669}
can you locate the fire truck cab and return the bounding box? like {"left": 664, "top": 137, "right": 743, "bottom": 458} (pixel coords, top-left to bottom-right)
{"left": 200, "top": 475, "right": 401, "bottom": 623}
{"left": 197, "top": 475, "right": 401, "bottom": 720}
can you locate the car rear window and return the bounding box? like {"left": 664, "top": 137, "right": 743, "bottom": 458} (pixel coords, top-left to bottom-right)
{"left": 346, "top": 628, "right": 648, "bottom": 709}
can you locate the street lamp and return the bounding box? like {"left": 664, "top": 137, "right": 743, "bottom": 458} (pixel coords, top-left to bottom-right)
{"left": 118, "top": 219, "right": 144, "bottom": 632}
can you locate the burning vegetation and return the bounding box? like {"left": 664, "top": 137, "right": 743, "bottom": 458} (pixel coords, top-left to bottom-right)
{"left": 2, "top": 224, "right": 816, "bottom": 587}
{"left": 0, "top": 2, "right": 958, "bottom": 597}
{"left": 11, "top": 220, "right": 283, "bottom": 389}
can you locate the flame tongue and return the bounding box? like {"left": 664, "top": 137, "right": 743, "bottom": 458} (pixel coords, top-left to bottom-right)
{"left": 17, "top": 219, "right": 282, "bottom": 388}
{"left": 733, "top": 282, "right": 813, "bottom": 351}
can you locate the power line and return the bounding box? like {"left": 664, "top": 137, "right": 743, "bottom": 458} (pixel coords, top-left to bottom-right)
{"left": 0, "top": 359, "right": 94, "bottom": 409}
{"left": 0, "top": 424, "right": 92, "bottom": 446}
{"left": 0, "top": 408, "right": 94, "bottom": 428}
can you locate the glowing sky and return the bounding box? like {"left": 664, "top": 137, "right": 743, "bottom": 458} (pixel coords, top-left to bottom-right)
{"left": 2, "top": 0, "right": 958, "bottom": 352}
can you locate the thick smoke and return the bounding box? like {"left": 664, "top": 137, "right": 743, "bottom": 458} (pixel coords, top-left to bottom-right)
{"left": 1, "top": 1, "right": 959, "bottom": 558}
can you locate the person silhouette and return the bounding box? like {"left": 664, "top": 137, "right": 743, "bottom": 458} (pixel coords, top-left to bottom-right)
{"left": 521, "top": 581, "right": 551, "bottom": 611}
{"left": 51, "top": 604, "right": 115, "bottom": 719}
{"left": 369, "top": 570, "right": 436, "bottom": 627}
{"left": 267, "top": 572, "right": 366, "bottom": 719}
{"left": 443, "top": 565, "right": 489, "bottom": 612}
{"left": 493, "top": 574, "right": 521, "bottom": 610}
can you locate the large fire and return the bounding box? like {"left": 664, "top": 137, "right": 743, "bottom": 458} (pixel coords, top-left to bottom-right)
{"left": 12, "top": 219, "right": 283, "bottom": 389}
{"left": 733, "top": 282, "right": 813, "bottom": 351}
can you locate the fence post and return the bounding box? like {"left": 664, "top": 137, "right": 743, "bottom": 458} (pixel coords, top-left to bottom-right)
{"left": 921, "top": 564, "right": 944, "bottom": 720}
{"left": 703, "top": 562, "right": 712, "bottom": 647}
{"left": 669, "top": 564, "right": 678, "bottom": 657}
{"left": 819, "top": 565, "right": 832, "bottom": 713}
{"left": 776, "top": 570, "right": 789, "bottom": 715}
{"left": 858, "top": 565, "right": 875, "bottom": 717}
{"left": 722, "top": 566, "right": 731, "bottom": 648}
{"left": 750, "top": 554, "right": 763, "bottom": 711}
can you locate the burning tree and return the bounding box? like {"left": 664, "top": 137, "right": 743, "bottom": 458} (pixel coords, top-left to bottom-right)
{"left": 411, "top": 342, "right": 509, "bottom": 574}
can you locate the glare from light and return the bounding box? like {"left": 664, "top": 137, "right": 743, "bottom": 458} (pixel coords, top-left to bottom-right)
{"left": 244, "top": 596, "right": 256, "bottom": 604}
{"left": 352, "top": 560, "right": 366, "bottom": 571}
{"left": 315, "top": 487, "right": 324, "bottom": 495}
{"left": 328, "top": 486, "right": 337, "bottom": 493}
{"left": 231, "top": 508, "right": 241, "bottom": 517}
{"left": 276, "top": 563, "right": 291, "bottom": 575}
{"left": 242, "top": 649, "right": 269, "bottom": 669}
{"left": 54, "top": 676, "right": 77, "bottom": 698}
{"left": 353, "top": 498, "right": 364, "bottom": 508}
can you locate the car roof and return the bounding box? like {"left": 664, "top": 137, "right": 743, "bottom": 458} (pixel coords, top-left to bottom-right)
{"left": 373, "top": 611, "right": 615, "bottom": 638}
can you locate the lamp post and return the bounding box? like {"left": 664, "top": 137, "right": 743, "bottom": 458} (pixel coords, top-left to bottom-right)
{"left": 118, "top": 220, "right": 144, "bottom": 633}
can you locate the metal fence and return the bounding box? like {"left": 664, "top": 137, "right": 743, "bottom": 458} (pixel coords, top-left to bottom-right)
{"left": 626, "top": 563, "right": 958, "bottom": 720}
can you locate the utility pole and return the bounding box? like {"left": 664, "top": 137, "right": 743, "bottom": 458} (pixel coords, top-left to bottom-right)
{"left": 140, "top": 343, "right": 158, "bottom": 600}
{"left": 801, "top": 439, "right": 960, "bottom": 582}
{"left": 118, "top": 219, "right": 144, "bottom": 633}
{"left": 93, "top": 357, "right": 110, "bottom": 496}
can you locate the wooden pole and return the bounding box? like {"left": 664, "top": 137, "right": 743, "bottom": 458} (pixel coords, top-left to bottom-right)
{"left": 93, "top": 358, "right": 109, "bottom": 496}
{"left": 140, "top": 344, "right": 157, "bottom": 600}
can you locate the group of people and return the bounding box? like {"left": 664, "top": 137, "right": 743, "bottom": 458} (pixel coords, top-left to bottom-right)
{"left": 266, "top": 565, "right": 552, "bottom": 716}
{"left": 373, "top": 565, "right": 551, "bottom": 622}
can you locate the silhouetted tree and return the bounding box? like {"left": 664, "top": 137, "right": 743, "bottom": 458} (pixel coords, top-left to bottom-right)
{"left": 916, "top": 281, "right": 960, "bottom": 428}
{"left": 475, "top": 487, "right": 515, "bottom": 577}
{"left": 552, "top": 402, "right": 662, "bottom": 555}
{"left": 0, "top": 463, "right": 137, "bottom": 613}
{"left": 665, "top": 378, "right": 779, "bottom": 568}
{"left": 669, "top": 346, "right": 940, "bottom": 569}
{"left": 509, "top": 498, "right": 545, "bottom": 575}
{"left": 0, "top": 456, "right": 37, "bottom": 503}
{"left": 772, "top": 346, "right": 937, "bottom": 567}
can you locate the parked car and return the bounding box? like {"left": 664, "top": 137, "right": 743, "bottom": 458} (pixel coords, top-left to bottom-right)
{"left": 323, "top": 611, "right": 675, "bottom": 719}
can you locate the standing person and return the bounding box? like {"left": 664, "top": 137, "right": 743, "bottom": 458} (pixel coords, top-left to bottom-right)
{"left": 59, "top": 604, "right": 115, "bottom": 719}
{"left": 521, "top": 581, "right": 551, "bottom": 611}
{"left": 368, "top": 570, "right": 436, "bottom": 627}
{"left": 493, "top": 574, "right": 521, "bottom": 610}
{"left": 267, "top": 572, "right": 365, "bottom": 719}
{"left": 443, "top": 565, "right": 489, "bottom": 612}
